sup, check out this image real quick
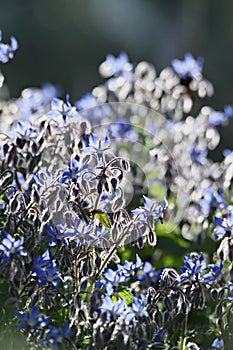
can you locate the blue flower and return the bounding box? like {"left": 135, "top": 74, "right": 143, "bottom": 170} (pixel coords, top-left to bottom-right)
{"left": 99, "top": 296, "right": 126, "bottom": 320}
{"left": 137, "top": 261, "right": 159, "bottom": 286}
{"left": 86, "top": 225, "right": 109, "bottom": 248}
{"left": 61, "top": 158, "right": 86, "bottom": 184}
{"left": 211, "top": 338, "right": 224, "bottom": 350}
{"left": 48, "top": 94, "right": 78, "bottom": 121}
{"left": 108, "top": 117, "right": 137, "bottom": 141}
{"left": 100, "top": 268, "right": 129, "bottom": 295}
{"left": 42, "top": 322, "right": 73, "bottom": 349}
{"left": 209, "top": 105, "right": 233, "bottom": 127}
{"left": 117, "top": 254, "right": 142, "bottom": 278}
{"left": 213, "top": 212, "right": 233, "bottom": 240}
{"left": 203, "top": 260, "right": 224, "bottom": 283}
{"left": 17, "top": 83, "right": 60, "bottom": 120}
{"left": 179, "top": 254, "right": 205, "bottom": 282}
{"left": 0, "top": 30, "right": 18, "bottom": 63}
{"left": 15, "top": 305, "right": 50, "bottom": 331}
{"left": 44, "top": 222, "right": 77, "bottom": 247}
{"left": 132, "top": 196, "right": 168, "bottom": 227}
{"left": 75, "top": 92, "right": 111, "bottom": 124}
{"left": 124, "top": 294, "right": 148, "bottom": 324}
{"left": 190, "top": 142, "right": 208, "bottom": 165}
{"left": 179, "top": 254, "right": 223, "bottom": 284}
{"left": 75, "top": 92, "right": 99, "bottom": 111}
{"left": 82, "top": 133, "right": 112, "bottom": 163}
{"left": 199, "top": 188, "right": 226, "bottom": 215}
{"left": 73, "top": 217, "right": 95, "bottom": 247}
{"left": 171, "top": 53, "right": 204, "bottom": 81}
{"left": 154, "top": 328, "right": 167, "bottom": 343}
{"left": 32, "top": 252, "right": 62, "bottom": 288}
{"left": 102, "top": 52, "right": 133, "bottom": 79}
{"left": 17, "top": 121, "right": 38, "bottom": 139}
{"left": 32, "top": 249, "right": 52, "bottom": 269}
{"left": 0, "top": 232, "right": 27, "bottom": 263}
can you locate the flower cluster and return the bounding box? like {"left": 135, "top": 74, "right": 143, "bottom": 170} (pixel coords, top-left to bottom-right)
{"left": 0, "top": 30, "right": 232, "bottom": 349}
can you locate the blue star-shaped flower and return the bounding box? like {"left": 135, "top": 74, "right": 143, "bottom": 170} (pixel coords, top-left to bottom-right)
{"left": 15, "top": 305, "right": 50, "bottom": 331}
{"left": 0, "top": 232, "right": 27, "bottom": 263}
{"left": 132, "top": 196, "right": 168, "bottom": 226}
{"left": 171, "top": 53, "right": 203, "bottom": 81}
{"left": 124, "top": 294, "right": 148, "bottom": 324}
{"left": 0, "top": 30, "right": 18, "bottom": 63}
{"left": 213, "top": 212, "right": 233, "bottom": 240}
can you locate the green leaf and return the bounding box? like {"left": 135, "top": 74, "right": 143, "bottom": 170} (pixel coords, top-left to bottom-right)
{"left": 94, "top": 212, "right": 111, "bottom": 230}
{"left": 118, "top": 289, "right": 133, "bottom": 305}
{"left": 82, "top": 337, "right": 91, "bottom": 344}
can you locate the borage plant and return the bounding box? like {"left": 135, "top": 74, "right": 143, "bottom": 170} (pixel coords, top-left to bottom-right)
{"left": 0, "top": 30, "right": 232, "bottom": 350}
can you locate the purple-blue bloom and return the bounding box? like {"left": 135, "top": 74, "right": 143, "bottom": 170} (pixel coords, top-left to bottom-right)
{"left": 117, "top": 254, "right": 142, "bottom": 278}
{"left": 199, "top": 188, "right": 225, "bottom": 215}
{"left": 48, "top": 94, "right": 78, "bottom": 121}
{"left": 42, "top": 322, "right": 74, "bottom": 349}
{"left": 101, "top": 268, "right": 129, "bottom": 295}
{"left": 32, "top": 249, "right": 52, "bottom": 269}
{"left": 99, "top": 296, "right": 126, "bottom": 320}
{"left": 86, "top": 225, "right": 109, "bottom": 248}
{"left": 211, "top": 338, "right": 224, "bottom": 350}
{"left": 17, "top": 83, "right": 60, "bottom": 120}
{"left": 179, "top": 254, "right": 205, "bottom": 282}
{"left": 137, "top": 261, "right": 160, "bottom": 287}
{"left": 44, "top": 222, "right": 77, "bottom": 247}
{"left": 61, "top": 158, "right": 85, "bottom": 184}
{"left": 190, "top": 142, "right": 208, "bottom": 165}
{"left": 179, "top": 254, "right": 223, "bottom": 284}
{"left": 75, "top": 92, "right": 111, "bottom": 124}
{"left": 82, "top": 133, "right": 112, "bottom": 163}
{"left": 73, "top": 217, "right": 95, "bottom": 247}
{"left": 154, "top": 328, "right": 168, "bottom": 343}
{"left": 209, "top": 105, "right": 233, "bottom": 127}
{"left": 132, "top": 196, "right": 168, "bottom": 226}
{"left": 213, "top": 211, "right": 233, "bottom": 240}
{"left": 17, "top": 121, "right": 38, "bottom": 139}
{"left": 75, "top": 92, "right": 99, "bottom": 111}
{"left": 108, "top": 117, "right": 136, "bottom": 141}
{"left": 171, "top": 53, "right": 204, "bottom": 80}
{"left": 203, "top": 260, "right": 224, "bottom": 283}
{"left": 105, "top": 52, "right": 132, "bottom": 79}
{"left": 124, "top": 294, "right": 148, "bottom": 324}
{"left": 32, "top": 254, "right": 62, "bottom": 288}
{"left": 0, "top": 232, "right": 27, "bottom": 263}
{"left": 15, "top": 305, "right": 50, "bottom": 331}
{"left": 0, "top": 30, "right": 18, "bottom": 63}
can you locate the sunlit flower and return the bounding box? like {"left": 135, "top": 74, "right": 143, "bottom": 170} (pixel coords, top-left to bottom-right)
{"left": 0, "top": 29, "right": 18, "bottom": 63}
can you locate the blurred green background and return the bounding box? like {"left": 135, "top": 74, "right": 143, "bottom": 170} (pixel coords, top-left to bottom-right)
{"left": 0, "top": 0, "right": 233, "bottom": 156}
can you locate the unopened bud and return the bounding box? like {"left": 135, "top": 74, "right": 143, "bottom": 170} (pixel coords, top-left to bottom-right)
{"left": 121, "top": 159, "right": 130, "bottom": 172}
